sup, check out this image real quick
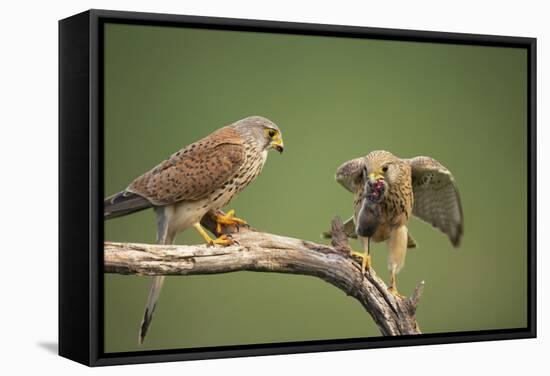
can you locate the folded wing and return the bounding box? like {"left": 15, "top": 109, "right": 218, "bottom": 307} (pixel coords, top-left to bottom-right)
{"left": 127, "top": 127, "right": 245, "bottom": 206}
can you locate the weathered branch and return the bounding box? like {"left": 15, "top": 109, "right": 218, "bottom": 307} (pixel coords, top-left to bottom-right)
{"left": 104, "top": 215, "right": 423, "bottom": 336}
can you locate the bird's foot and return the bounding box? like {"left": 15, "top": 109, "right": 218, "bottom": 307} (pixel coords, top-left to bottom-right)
{"left": 207, "top": 234, "right": 237, "bottom": 247}
{"left": 349, "top": 251, "right": 371, "bottom": 275}
{"left": 215, "top": 209, "right": 248, "bottom": 234}
{"left": 388, "top": 286, "right": 404, "bottom": 299}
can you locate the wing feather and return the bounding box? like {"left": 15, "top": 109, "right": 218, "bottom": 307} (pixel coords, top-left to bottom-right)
{"left": 407, "top": 156, "right": 464, "bottom": 247}
{"left": 127, "top": 127, "right": 245, "bottom": 206}
{"left": 335, "top": 157, "right": 366, "bottom": 193}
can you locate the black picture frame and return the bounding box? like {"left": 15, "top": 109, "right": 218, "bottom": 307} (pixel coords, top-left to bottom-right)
{"left": 59, "top": 9, "right": 537, "bottom": 367}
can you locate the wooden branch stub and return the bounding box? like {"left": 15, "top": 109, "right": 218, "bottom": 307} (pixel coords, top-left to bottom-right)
{"left": 104, "top": 216, "right": 424, "bottom": 336}
{"left": 330, "top": 216, "right": 353, "bottom": 254}
{"left": 409, "top": 280, "right": 425, "bottom": 313}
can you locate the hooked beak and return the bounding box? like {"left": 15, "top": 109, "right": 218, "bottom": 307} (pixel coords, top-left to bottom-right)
{"left": 368, "top": 171, "right": 384, "bottom": 182}
{"left": 271, "top": 138, "right": 284, "bottom": 153}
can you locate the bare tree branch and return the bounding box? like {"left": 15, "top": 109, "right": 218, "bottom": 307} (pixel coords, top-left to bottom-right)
{"left": 104, "top": 215, "right": 423, "bottom": 336}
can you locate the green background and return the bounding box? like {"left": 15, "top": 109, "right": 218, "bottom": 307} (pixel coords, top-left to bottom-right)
{"left": 103, "top": 23, "right": 528, "bottom": 353}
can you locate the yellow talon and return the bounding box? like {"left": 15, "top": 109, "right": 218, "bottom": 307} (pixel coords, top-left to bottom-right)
{"left": 193, "top": 223, "right": 236, "bottom": 246}
{"left": 215, "top": 209, "right": 248, "bottom": 234}
{"left": 349, "top": 251, "right": 371, "bottom": 273}
{"left": 388, "top": 266, "right": 404, "bottom": 298}
{"left": 208, "top": 234, "right": 236, "bottom": 246}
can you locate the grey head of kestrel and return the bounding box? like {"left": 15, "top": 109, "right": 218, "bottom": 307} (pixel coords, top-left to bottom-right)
{"left": 103, "top": 115, "right": 284, "bottom": 344}
{"left": 334, "top": 150, "right": 463, "bottom": 297}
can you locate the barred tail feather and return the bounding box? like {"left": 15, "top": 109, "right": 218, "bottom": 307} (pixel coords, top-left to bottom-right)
{"left": 104, "top": 191, "right": 152, "bottom": 220}
{"left": 139, "top": 276, "right": 165, "bottom": 345}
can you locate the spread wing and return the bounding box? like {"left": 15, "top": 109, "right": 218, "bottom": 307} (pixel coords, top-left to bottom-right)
{"left": 127, "top": 127, "right": 245, "bottom": 206}
{"left": 407, "top": 156, "right": 464, "bottom": 247}
{"left": 335, "top": 157, "right": 366, "bottom": 193}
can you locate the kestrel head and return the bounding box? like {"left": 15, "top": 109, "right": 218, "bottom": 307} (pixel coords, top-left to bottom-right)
{"left": 336, "top": 150, "right": 407, "bottom": 193}
{"left": 232, "top": 116, "right": 284, "bottom": 153}
{"left": 364, "top": 150, "right": 408, "bottom": 187}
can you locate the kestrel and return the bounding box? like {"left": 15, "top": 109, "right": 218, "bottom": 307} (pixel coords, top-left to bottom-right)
{"left": 104, "top": 116, "right": 284, "bottom": 343}
{"left": 334, "top": 150, "right": 463, "bottom": 297}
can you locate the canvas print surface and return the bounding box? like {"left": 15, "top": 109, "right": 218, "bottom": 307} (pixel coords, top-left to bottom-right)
{"left": 103, "top": 22, "right": 528, "bottom": 353}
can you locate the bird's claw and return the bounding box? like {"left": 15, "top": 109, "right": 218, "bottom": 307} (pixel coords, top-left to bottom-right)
{"left": 349, "top": 251, "right": 371, "bottom": 276}
{"left": 215, "top": 209, "right": 249, "bottom": 234}
{"left": 207, "top": 234, "right": 236, "bottom": 247}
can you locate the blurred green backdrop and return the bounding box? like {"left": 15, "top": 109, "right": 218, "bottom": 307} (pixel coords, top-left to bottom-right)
{"left": 103, "top": 23, "right": 527, "bottom": 353}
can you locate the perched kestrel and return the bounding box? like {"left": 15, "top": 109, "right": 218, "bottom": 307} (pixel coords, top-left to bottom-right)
{"left": 104, "top": 116, "right": 284, "bottom": 343}
{"left": 334, "top": 150, "right": 463, "bottom": 297}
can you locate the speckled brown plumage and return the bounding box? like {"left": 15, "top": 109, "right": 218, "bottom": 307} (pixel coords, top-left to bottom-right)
{"left": 106, "top": 116, "right": 284, "bottom": 228}
{"left": 104, "top": 115, "right": 284, "bottom": 344}
{"left": 335, "top": 150, "right": 463, "bottom": 296}
{"left": 127, "top": 126, "right": 247, "bottom": 205}
{"left": 351, "top": 151, "right": 413, "bottom": 243}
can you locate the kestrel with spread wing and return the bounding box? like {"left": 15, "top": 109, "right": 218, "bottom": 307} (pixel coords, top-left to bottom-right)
{"left": 104, "top": 116, "right": 284, "bottom": 343}
{"left": 334, "top": 150, "right": 463, "bottom": 297}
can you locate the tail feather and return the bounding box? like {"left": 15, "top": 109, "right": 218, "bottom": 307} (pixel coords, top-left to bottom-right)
{"left": 104, "top": 191, "right": 152, "bottom": 219}
{"left": 138, "top": 276, "right": 165, "bottom": 345}
{"left": 138, "top": 207, "right": 174, "bottom": 345}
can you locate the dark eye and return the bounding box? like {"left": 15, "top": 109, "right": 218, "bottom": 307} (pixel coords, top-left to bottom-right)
{"left": 268, "top": 129, "right": 277, "bottom": 138}
{"left": 382, "top": 166, "right": 388, "bottom": 172}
